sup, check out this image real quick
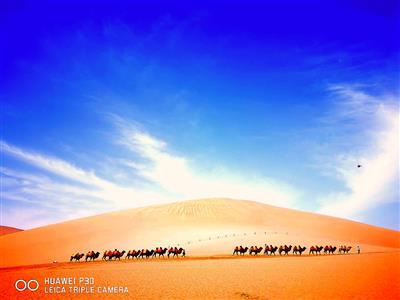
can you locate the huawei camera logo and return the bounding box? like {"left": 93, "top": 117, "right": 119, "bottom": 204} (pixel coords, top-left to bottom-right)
{"left": 15, "top": 279, "right": 39, "bottom": 292}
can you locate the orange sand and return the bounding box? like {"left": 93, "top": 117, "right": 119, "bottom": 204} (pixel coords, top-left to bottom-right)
{"left": 1, "top": 252, "right": 399, "bottom": 299}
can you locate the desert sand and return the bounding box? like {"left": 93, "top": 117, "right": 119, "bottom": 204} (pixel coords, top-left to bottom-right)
{"left": 1, "top": 198, "right": 399, "bottom": 299}
{"left": 1, "top": 252, "right": 399, "bottom": 299}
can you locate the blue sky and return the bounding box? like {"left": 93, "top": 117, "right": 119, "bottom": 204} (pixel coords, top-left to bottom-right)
{"left": 1, "top": 1, "right": 399, "bottom": 229}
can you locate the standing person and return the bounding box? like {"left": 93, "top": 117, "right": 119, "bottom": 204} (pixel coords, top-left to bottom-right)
{"left": 357, "top": 245, "right": 360, "bottom": 254}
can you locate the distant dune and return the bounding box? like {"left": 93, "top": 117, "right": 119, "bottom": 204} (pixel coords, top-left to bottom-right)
{"left": 0, "top": 225, "right": 22, "bottom": 236}
{"left": 1, "top": 198, "right": 399, "bottom": 267}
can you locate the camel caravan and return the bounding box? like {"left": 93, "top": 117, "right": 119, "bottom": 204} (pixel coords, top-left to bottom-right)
{"left": 70, "top": 244, "right": 353, "bottom": 262}
{"left": 233, "top": 244, "right": 353, "bottom": 256}
{"left": 69, "top": 247, "right": 186, "bottom": 262}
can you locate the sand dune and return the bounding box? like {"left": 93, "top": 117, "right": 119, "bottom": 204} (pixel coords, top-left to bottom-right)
{"left": 1, "top": 198, "right": 399, "bottom": 267}
{"left": 0, "top": 225, "right": 22, "bottom": 236}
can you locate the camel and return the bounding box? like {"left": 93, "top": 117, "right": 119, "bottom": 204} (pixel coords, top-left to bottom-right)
{"left": 115, "top": 250, "right": 126, "bottom": 260}
{"left": 70, "top": 253, "right": 84, "bottom": 262}
{"left": 102, "top": 250, "right": 113, "bottom": 260}
{"left": 269, "top": 245, "right": 278, "bottom": 255}
{"left": 102, "top": 249, "right": 125, "bottom": 260}
{"left": 279, "top": 245, "right": 292, "bottom": 255}
{"left": 264, "top": 244, "right": 278, "bottom": 255}
{"left": 233, "top": 246, "right": 248, "bottom": 255}
{"left": 249, "top": 246, "right": 263, "bottom": 255}
{"left": 153, "top": 247, "right": 168, "bottom": 258}
{"left": 103, "top": 249, "right": 121, "bottom": 260}
{"left": 339, "top": 246, "right": 352, "bottom": 254}
{"left": 126, "top": 250, "right": 134, "bottom": 259}
{"left": 324, "top": 245, "right": 337, "bottom": 254}
{"left": 168, "top": 247, "right": 185, "bottom": 258}
{"left": 309, "top": 245, "right": 323, "bottom": 255}
{"left": 329, "top": 246, "right": 337, "bottom": 254}
{"left": 293, "top": 246, "right": 306, "bottom": 255}
{"left": 152, "top": 248, "right": 158, "bottom": 258}
{"left": 85, "top": 251, "right": 100, "bottom": 261}
{"left": 110, "top": 250, "right": 125, "bottom": 260}
{"left": 139, "top": 249, "right": 154, "bottom": 259}
{"left": 126, "top": 250, "right": 141, "bottom": 259}
{"left": 147, "top": 249, "right": 154, "bottom": 258}
{"left": 134, "top": 250, "right": 142, "bottom": 258}
{"left": 339, "top": 246, "right": 351, "bottom": 254}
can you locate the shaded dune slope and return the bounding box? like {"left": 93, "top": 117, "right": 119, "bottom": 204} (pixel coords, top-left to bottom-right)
{"left": 0, "top": 226, "right": 22, "bottom": 236}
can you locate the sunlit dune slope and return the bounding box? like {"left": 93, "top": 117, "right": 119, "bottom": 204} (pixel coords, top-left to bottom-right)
{"left": 1, "top": 198, "right": 399, "bottom": 267}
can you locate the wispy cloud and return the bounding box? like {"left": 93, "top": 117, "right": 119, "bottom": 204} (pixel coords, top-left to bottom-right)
{"left": 1, "top": 141, "right": 107, "bottom": 188}
{"left": 0, "top": 141, "right": 168, "bottom": 228}
{"left": 113, "top": 117, "right": 300, "bottom": 207}
{"left": 318, "top": 85, "right": 399, "bottom": 219}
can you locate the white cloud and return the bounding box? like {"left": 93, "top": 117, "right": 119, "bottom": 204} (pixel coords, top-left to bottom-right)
{"left": 318, "top": 85, "right": 399, "bottom": 218}
{"left": 114, "top": 119, "right": 300, "bottom": 207}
